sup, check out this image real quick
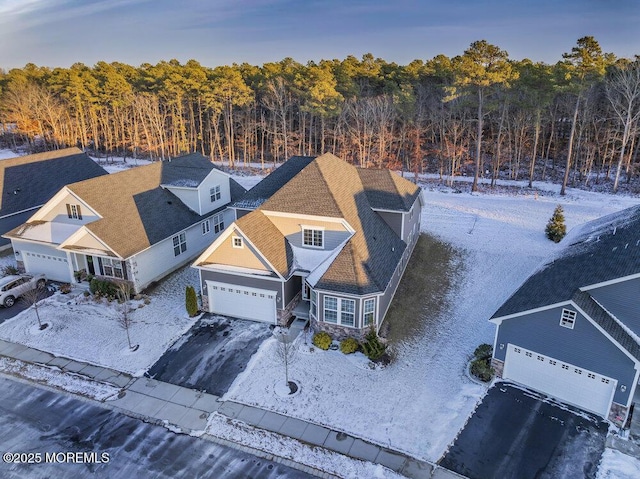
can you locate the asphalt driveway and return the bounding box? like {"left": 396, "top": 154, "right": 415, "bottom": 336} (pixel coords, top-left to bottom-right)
{"left": 439, "top": 382, "right": 608, "bottom": 479}
{"left": 0, "top": 283, "right": 54, "bottom": 324}
{"left": 147, "top": 314, "right": 271, "bottom": 396}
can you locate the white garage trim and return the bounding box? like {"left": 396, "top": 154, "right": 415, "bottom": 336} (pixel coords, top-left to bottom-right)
{"left": 23, "top": 251, "right": 71, "bottom": 283}
{"left": 503, "top": 344, "right": 617, "bottom": 417}
{"left": 207, "top": 281, "right": 277, "bottom": 324}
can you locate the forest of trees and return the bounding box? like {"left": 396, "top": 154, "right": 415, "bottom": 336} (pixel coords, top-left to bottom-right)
{"left": 1, "top": 36, "right": 639, "bottom": 193}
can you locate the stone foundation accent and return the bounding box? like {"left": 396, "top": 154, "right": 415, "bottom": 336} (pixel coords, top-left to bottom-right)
{"left": 608, "top": 402, "right": 629, "bottom": 427}
{"left": 201, "top": 294, "right": 209, "bottom": 312}
{"left": 16, "top": 260, "right": 25, "bottom": 273}
{"left": 491, "top": 358, "right": 504, "bottom": 378}
{"left": 277, "top": 295, "right": 300, "bottom": 326}
{"left": 310, "top": 318, "right": 371, "bottom": 341}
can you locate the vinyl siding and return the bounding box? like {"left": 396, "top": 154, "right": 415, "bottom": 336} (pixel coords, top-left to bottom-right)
{"left": 200, "top": 269, "right": 284, "bottom": 309}
{"left": 202, "top": 227, "right": 272, "bottom": 272}
{"left": 588, "top": 277, "right": 640, "bottom": 338}
{"left": 37, "top": 191, "right": 98, "bottom": 225}
{"left": 266, "top": 215, "right": 350, "bottom": 251}
{"left": 198, "top": 169, "right": 231, "bottom": 215}
{"left": 284, "top": 275, "right": 301, "bottom": 305}
{"left": 494, "top": 305, "right": 637, "bottom": 405}
{"left": 402, "top": 198, "right": 422, "bottom": 244}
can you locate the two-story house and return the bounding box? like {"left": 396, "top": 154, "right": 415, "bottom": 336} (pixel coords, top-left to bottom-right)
{"left": 193, "top": 153, "right": 423, "bottom": 338}
{"left": 4, "top": 153, "right": 244, "bottom": 293}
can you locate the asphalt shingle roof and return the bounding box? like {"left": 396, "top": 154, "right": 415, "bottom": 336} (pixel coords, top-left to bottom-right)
{"left": 0, "top": 147, "right": 108, "bottom": 217}
{"left": 357, "top": 168, "right": 421, "bottom": 211}
{"left": 256, "top": 153, "right": 420, "bottom": 295}
{"left": 231, "top": 156, "right": 316, "bottom": 209}
{"left": 160, "top": 152, "right": 219, "bottom": 187}
{"left": 492, "top": 204, "right": 640, "bottom": 319}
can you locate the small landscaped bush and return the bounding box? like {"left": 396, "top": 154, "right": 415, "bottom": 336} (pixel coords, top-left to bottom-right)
{"left": 470, "top": 343, "right": 495, "bottom": 382}
{"left": 361, "top": 328, "right": 387, "bottom": 361}
{"left": 1, "top": 264, "right": 19, "bottom": 276}
{"left": 89, "top": 278, "right": 118, "bottom": 300}
{"left": 312, "top": 331, "right": 332, "bottom": 350}
{"left": 545, "top": 205, "right": 567, "bottom": 243}
{"left": 185, "top": 285, "right": 198, "bottom": 317}
{"left": 59, "top": 283, "right": 72, "bottom": 294}
{"left": 339, "top": 337, "right": 359, "bottom": 354}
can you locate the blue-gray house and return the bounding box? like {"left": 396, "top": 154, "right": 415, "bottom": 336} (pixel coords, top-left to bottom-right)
{"left": 490, "top": 205, "right": 640, "bottom": 425}
{"left": 0, "top": 147, "right": 108, "bottom": 250}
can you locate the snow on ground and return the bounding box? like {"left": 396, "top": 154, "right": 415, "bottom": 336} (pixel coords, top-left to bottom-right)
{"left": 207, "top": 413, "right": 404, "bottom": 479}
{"left": 0, "top": 356, "right": 120, "bottom": 401}
{"left": 0, "top": 265, "right": 201, "bottom": 376}
{"left": 0, "top": 148, "right": 21, "bottom": 160}
{"left": 230, "top": 173, "right": 264, "bottom": 191}
{"left": 89, "top": 155, "right": 153, "bottom": 173}
{"left": 224, "top": 185, "right": 640, "bottom": 462}
{"left": 596, "top": 448, "right": 640, "bottom": 479}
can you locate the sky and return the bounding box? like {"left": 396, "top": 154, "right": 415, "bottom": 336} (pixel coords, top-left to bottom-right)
{"left": 0, "top": 0, "right": 639, "bottom": 70}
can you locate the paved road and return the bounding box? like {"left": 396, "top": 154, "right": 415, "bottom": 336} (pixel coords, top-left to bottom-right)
{"left": 147, "top": 315, "right": 271, "bottom": 396}
{"left": 0, "top": 377, "right": 311, "bottom": 479}
{"left": 440, "top": 382, "right": 608, "bottom": 479}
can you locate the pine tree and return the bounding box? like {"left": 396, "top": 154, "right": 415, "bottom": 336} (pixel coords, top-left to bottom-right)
{"left": 545, "top": 205, "right": 567, "bottom": 243}
{"left": 185, "top": 285, "right": 198, "bottom": 317}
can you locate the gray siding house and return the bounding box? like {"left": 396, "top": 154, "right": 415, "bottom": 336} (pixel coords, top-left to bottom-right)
{"left": 490, "top": 205, "right": 640, "bottom": 424}
{"left": 194, "top": 153, "right": 423, "bottom": 338}
{"left": 0, "top": 148, "right": 108, "bottom": 250}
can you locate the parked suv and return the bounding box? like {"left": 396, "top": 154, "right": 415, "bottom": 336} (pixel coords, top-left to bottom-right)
{"left": 0, "top": 274, "right": 47, "bottom": 307}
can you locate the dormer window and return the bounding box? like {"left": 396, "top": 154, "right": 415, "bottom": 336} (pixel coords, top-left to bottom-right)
{"left": 66, "top": 204, "right": 82, "bottom": 220}
{"left": 302, "top": 227, "right": 323, "bottom": 248}
{"left": 210, "top": 185, "right": 221, "bottom": 202}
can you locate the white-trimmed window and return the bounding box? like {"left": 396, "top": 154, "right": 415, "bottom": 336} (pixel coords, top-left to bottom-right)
{"left": 102, "top": 258, "right": 124, "bottom": 279}
{"left": 341, "top": 299, "right": 355, "bottom": 326}
{"left": 302, "top": 228, "right": 323, "bottom": 248}
{"left": 232, "top": 236, "right": 243, "bottom": 248}
{"left": 560, "top": 309, "right": 576, "bottom": 329}
{"left": 210, "top": 185, "right": 221, "bottom": 202}
{"left": 173, "top": 232, "right": 187, "bottom": 256}
{"left": 363, "top": 298, "right": 375, "bottom": 327}
{"left": 310, "top": 290, "right": 317, "bottom": 318}
{"left": 66, "top": 203, "right": 83, "bottom": 220}
{"left": 324, "top": 296, "right": 338, "bottom": 323}
{"left": 201, "top": 219, "right": 210, "bottom": 235}
{"left": 323, "top": 296, "right": 356, "bottom": 327}
{"left": 213, "top": 213, "right": 225, "bottom": 233}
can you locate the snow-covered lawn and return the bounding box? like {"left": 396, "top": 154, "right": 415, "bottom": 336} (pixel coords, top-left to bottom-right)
{"left": 596, "top": 448, "right": 640, "bottom": 479}
{"left": 223, "top": 185, "right": 640, "bottom": 462}
{"left": 0, "top": 266, "right": 201, "bottom": 377}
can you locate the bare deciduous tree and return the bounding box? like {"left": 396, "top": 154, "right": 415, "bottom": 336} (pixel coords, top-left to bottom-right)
{"left": 274, "top": 327, "right": 299, "bottom": 390}
{"left": 20, "top": 281, "right": 48, "bottom": 330}
{"left": 115, "top": 280, "right": 138, "bottom": 351}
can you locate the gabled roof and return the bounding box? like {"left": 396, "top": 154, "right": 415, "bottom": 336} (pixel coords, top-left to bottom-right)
{"left": 235, "top": 211, "right": 293, "bottom": 277}
{"left": 260, "top": 153, "right": 420, "bottom": 295}
{"left": 231, "top": 156, "right": 316, "bottom": 210}
{"left": 493, "top": 204, "right": 640, "bottom": 319}
{"left": 357, "top": 168, "right": 421, "bottom": 211}
{"left": 0, "top": 147, "right": 107, "bottom": 217}
{"left": 160, "top": 152, "right": 225, "bottom": 187}
{"left": 9, "top": 153, "right": 243, "bottom": 259}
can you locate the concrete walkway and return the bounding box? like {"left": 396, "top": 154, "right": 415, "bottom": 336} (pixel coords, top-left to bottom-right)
{"left": 0, "top": 338, "right": 463, "bottom": 479}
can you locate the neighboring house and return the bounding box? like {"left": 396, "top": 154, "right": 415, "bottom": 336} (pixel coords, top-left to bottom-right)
{"left": 490, "top": 205, "right": 640, "bottom": 424}
{"left": 4, "top": 153, "right": 245, "bottom": 293}
{"left": 0, "top": 147, "right": 108, "bottom": 250}
{"left": 193, "top": 153, "right": 423, "bottom": 338}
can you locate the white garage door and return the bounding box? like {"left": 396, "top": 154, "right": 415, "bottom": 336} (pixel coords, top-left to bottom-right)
{"left": 503, "top": 344, "right": 616, "bottom": 417}
{"left": 23, "top": 251, "right": 70, "bottom": 282}
{"left": 207, "top": 281, "right": 276, "bottom": 323}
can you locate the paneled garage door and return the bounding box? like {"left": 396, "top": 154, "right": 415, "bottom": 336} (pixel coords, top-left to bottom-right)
{"left": 23, "top": 251, "right": 70, "bottom": 283}
{"left": 207, "top": 281, "right": 276, "bottom": 323}
{"left": 503, "top": 344, "right": 616, "bottom": 417}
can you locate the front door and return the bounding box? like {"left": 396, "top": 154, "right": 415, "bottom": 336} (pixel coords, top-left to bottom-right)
{"left": 87, "top": 256, "right": 95, "bottom": 276}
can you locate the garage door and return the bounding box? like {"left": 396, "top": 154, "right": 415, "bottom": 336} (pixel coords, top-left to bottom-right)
{"left": 503, "top": 344, "right": 616, "bottom": 417}
{"left": 207, "top": 281, "right": 276, "bottom": 323}
{"left": 23, "top": 251, "right": 70, "bottom": 282}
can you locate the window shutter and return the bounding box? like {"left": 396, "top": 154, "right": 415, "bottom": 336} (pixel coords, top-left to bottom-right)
{"left": 121, "top": 261, "right": 128, "bottom": 280}
{"left": 97, "top": 257, "right": 103, "bottom": 275}
{"left": 77, "top": 204, "right": 82, "bottom": 220}
{"left": 66, "top": 204, "right": 72, "bottom": 218}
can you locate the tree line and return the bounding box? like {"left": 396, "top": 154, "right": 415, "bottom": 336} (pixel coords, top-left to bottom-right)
{"left": 1, "top": 36, "right": 639, "bottom": 193}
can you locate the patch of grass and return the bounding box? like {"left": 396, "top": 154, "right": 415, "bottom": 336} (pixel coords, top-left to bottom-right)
{"left": 382, "top": 234, "right": 462, "bottom": 346}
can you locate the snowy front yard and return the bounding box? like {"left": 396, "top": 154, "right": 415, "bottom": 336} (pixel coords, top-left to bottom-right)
{"left": 223, "top": 185, "right": 640, "bottom": 462}
{"left": 0, "top": 265, "right": 201, "bottom": 377}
